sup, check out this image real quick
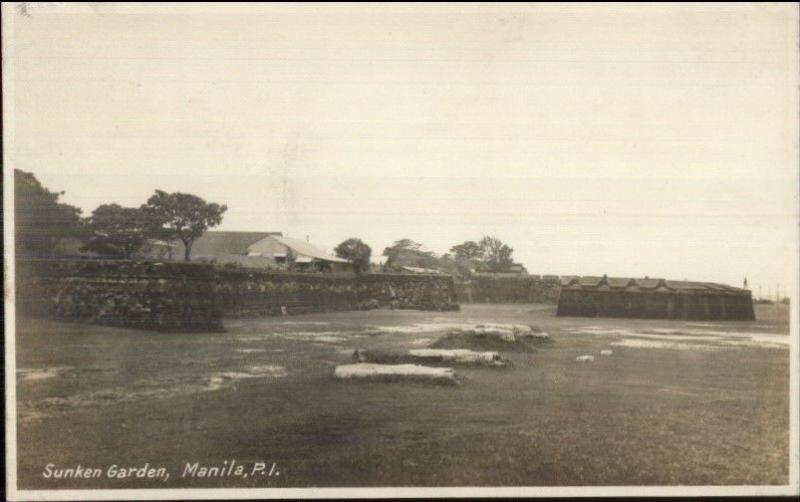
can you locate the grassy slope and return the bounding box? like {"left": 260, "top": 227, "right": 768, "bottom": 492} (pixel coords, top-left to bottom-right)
{"left": 14, "top": 304, "right": 790, "bottom": 488}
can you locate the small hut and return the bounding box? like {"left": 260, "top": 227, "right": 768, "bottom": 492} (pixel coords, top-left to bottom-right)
{"left": 556, "top": 276, "right": 755, "bottom": 321}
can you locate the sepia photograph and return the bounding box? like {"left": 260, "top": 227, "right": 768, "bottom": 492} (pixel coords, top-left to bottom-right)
{"left": 3, "top": 2, "right": 799, "bottom": 500}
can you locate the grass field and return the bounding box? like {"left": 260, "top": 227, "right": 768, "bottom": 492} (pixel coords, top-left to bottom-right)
{"left": 14, "top": 303, "right": 791, "bottom": 488}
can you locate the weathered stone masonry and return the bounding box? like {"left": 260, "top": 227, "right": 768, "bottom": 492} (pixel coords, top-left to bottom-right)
{"left": 556, "top": 276, "right": 755, "bottom": 321}
{"left": 16, "top": 260, "right": 225, "bottom": 332}
{"left": 16, "top": 259, "right": 459, "bottom": 332}
{"left": 455, "top": 274, "right": 562, "bottom": 304}
{"left": 215, "top": 267, "right": 458, "bottom": 317}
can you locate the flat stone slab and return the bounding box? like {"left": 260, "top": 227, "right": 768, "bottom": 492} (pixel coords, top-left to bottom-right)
{"left": 334, "top": 363, "right": 458, "bottom": 385}
{"left": 353, "top": 348, "right": 505, "bottom": 367}
{"left": 408, "top": 349, "right": 505, "bottom": 366}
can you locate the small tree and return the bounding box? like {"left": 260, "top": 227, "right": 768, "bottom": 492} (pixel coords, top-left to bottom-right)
{"left": 142, "top": 190, "right": 227, "bottom": 262}
{"left": 479, "top": 236, "right": 514, "bottom": 272}
{"left": 82, "top": 204, "right": 151, "bottom": 259}
{"left": 14, "top": 169, "right": 83, "bottom": 257}
{"left": 335, "top": 238, "right": 372, "bottom": 274}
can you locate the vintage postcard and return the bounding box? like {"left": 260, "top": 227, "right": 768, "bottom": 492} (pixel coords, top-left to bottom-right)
{"left": 3, "top": 2, "right": 799, "bottom": 500}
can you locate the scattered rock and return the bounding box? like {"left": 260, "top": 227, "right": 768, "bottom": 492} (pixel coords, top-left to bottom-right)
{"left": 600, "top": 349, "right": 613, "bottom": 356}
{"left": 576, "top": 355, "right": 594, "bottom": 362}
{"left": 429, "top": 323, "right": 550, "bottom": 352}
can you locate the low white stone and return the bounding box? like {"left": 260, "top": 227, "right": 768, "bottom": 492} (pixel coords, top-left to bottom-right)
{"left": 478, "top": 323, "right": 531, "bottom": 333}
{"left": 409, "top": 348, "right": 503, "bottom": 365}
{"left": 334, "top": 363, "right": 457, "bottom": 384}
{"left": 600, "top": 349, "right": 613, "bottom": 356}
{"left": 575, "top": 355, "right": 595, "bottom": 362}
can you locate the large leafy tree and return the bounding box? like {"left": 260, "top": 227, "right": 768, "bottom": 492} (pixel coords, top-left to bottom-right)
{"left": 385, "top": 238, "right": 422, "bottom": 253}
{"left": 335, "top": 238, "right": 372, "bottom": 274}
{"left": 449, "top": 240, "right": 483, "bottom": 261}
{"left": 479, "top": 235, "right": 514, "bottom": 272}
{"left": 14, "top": 169, "right": 83, "bottom": 257}
{"left": 142, "top": 190, "right": 227, "bottom": 262}
{"left": 382, "top": 238, "right": 430, "bottom": 269}
{"left": 382, "top": 238, "right": 426, "bottom": 259}
{"left": 82, "top": 204, "right": 151, "bottom": 259}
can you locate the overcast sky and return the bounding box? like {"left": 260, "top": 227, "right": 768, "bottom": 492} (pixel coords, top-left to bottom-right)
{"left": 5, "top": 3, "right": 798, "bottom": 295}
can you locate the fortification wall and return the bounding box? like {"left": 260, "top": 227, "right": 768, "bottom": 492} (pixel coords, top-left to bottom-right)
{"left": 456, "top": 275, "right": 562, "bottom": 304}
{"left": 214, "top": 268, "right": 458, "bottom": 317}
{"left": 15, "top": 259, "right": 225, "bottom": 332}
{"left": 556, "top": 289, "right": 755, "bottom": 321}
{"left": 15, "top": 259, "right": 458, "bottom": 332}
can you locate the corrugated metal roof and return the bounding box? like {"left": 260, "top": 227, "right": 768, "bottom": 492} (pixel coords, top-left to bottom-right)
{"left": 565, "top": 276, "right": 748, "bottom": 294}
{"left": 636, "top": 278, "right": 665, "bottom": 289}
{"left": 560, "top": 276, "right": 579, "bottom": 286}
{"left": 606, "top": 277, "right": 634, "bottom": 288}
{"left": 190, "top": 231, "right": 282, "bottom": 257}
{"left": 401, "top": 266, "right": 442, "bottom": 274}
{"left": 664, "top": 280, "right": 711, "bottom": 290}
{"left": 269, "top": 235, "right": 351, "bottom": 264}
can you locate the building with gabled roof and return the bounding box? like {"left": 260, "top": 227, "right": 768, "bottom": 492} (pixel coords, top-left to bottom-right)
{"left": 556, "top": 275, "right": 755, "bottom": 320}
{"left": 267, "top": 235, "right": 351, "bottom": 266}
{"left": 175, "top": 231, "right": 353, "bottom": 272}
{"left": 189, "top": 231, "right": 281, "bottom": 258}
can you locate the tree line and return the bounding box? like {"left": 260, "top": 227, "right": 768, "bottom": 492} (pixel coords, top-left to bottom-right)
{"left": 376, "top": 237, "right": 516, "bottom": 274}
{"left": 14, "top": 169, "right": 227, "bottom": 261}
{"left": 333, "top": 236, "right": 517, "bottom": 275}
{"left": 15, "top": 169, "right": 518, "bottom": 274}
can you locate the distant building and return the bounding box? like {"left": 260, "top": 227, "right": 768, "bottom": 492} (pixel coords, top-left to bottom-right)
{"left": 182, "top": 231, "right": 353, "bottom": 272}
{"left": 400, "top": 265, "right": 443, "bottom": 275}
{"left": 51, "top": 231, "right": 353, "bottom": 272}
{"left": 474, "top": 262, "right": 528, "bottom": 277}
{"left": 175, "top": 231, "right": 280, "bottom": 267}
{"left": 556, "top": 275, "right": 755, "bottom": 321}
{"left": 506, "top": 262, "right": 528, "bottom": 275}
{"left": 384, "top": 249, "right": 461, "bottom": 276}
